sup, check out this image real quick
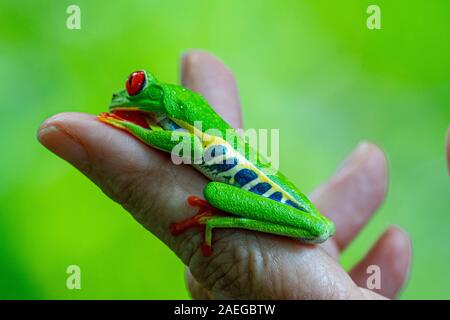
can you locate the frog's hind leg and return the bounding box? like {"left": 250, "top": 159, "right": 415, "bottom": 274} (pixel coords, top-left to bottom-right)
{"left": 169, "top": 196, "right": 226, "bottom": 256}
{"left": 171, "top": 200, "right": 319, "bottom": 257}
{"left": 170, "top": 182, "right": 334, "bottom": 257}
{"left": 170, "top": 196, "right": 318, "bottom": 257}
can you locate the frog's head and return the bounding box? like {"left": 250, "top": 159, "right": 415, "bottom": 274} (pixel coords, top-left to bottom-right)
{"left": 104, "top": 70, "right": 167, "bottom": 128}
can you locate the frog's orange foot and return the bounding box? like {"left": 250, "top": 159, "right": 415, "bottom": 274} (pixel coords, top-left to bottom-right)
{"left": 169, "top": 196, "right": 224, "bottom": 256}
{"left": 98, "top": 112, "right": 123, "bottom": 121}
{"left": 98, "top": 112, "right": 128, "bottom": 129}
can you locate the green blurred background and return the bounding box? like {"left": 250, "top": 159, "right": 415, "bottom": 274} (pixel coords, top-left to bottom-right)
{"left": 0, "top": 0, "right": 449, "bottom": 299}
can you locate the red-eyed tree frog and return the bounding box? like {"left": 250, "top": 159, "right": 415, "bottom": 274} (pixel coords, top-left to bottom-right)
{"left": 99, "top": 70, "right": 335, "bottom": 256}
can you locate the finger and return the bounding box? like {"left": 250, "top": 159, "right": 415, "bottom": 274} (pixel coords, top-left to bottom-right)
{"left": 181, "top": 50, "right": 242, "bottom": 128}
{"left": 38, "top": 112, "right": 209, "bottom": 263}
{"left": 349, "top": 226, "right": 412, "bottom": 299}
{"left": 310, "top": 142, "right": 388, "bottom": 251}
{"left": 446, "top": 126, "right": 450, "bottom": 174}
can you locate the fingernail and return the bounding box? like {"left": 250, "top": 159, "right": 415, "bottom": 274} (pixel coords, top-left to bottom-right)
{"left": 37, "top": 124, "right": 88, "bottom": 168}
{"left": 37, "top": 125, "right": 58, "bottom": 141}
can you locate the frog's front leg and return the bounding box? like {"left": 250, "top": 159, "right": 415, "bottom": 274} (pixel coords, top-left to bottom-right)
{"left": 170, "top": 182, "right": 331, "bottom": 256}
{"left": 98, "top": 113, "right": 203, "bottom": 158}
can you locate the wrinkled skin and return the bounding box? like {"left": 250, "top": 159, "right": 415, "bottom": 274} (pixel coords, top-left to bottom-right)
{"left": 37, "top": 50, "right": 442, "bottom": 300}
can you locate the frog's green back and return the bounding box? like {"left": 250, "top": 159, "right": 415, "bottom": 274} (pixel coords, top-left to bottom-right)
{"left": 163, "top": 84, "right": 233, "bottom": 137}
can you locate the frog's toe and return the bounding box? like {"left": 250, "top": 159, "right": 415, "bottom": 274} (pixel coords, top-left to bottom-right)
{"left": 98, "top": 112, "right": 128, "bottom": 129}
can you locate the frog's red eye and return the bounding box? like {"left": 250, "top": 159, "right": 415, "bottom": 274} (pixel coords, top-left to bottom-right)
{"left": 126, "top": 71, "right": 146, "bottom": 96}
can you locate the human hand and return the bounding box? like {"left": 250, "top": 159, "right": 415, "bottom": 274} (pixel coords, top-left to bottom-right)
{"left": 37, "top": 51, "right": 412, "bottom": 299}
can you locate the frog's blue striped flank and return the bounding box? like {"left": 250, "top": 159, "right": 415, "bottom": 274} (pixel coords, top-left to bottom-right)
{"left": 198, "top": 144, "right": 307, "bottom": 212}
{"left": 204, "top": 157, "right": 239, "bottom": 174}
{"left": 249, "top": 182, "right": 272, "bottom": 195}
{"left": 234, "top": 169, "right": 258, "bottom": 187}
{"left": 269, "top": 191, "right": 283, "bottom": 201}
